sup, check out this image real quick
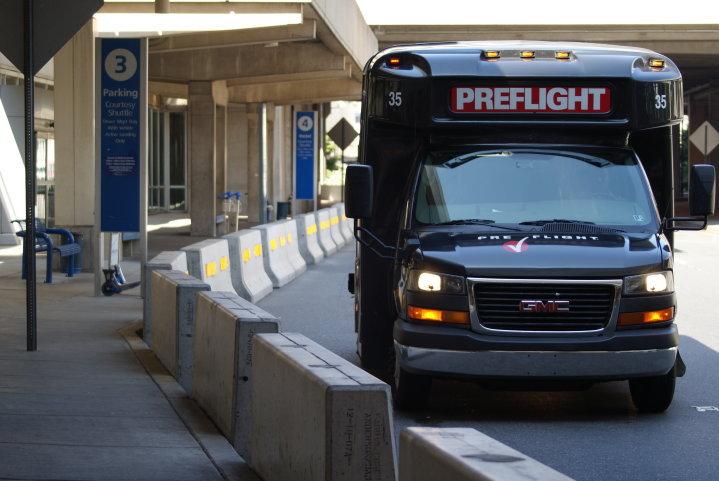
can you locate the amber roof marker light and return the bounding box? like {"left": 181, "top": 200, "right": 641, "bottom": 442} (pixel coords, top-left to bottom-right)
{"left": 555, "top": 51, "right": 571, "bottom": 60}
{"left": 388, "top": 56, "right": 401, "bottom": 67}
{"left": 520, "top": 50, "right": 535, "bottom": 59}
{"left": 648, "top": 58, "right": 666, "bottom": 70}
{"left": 483, "top": 50, "right": 501, "bottom": 60}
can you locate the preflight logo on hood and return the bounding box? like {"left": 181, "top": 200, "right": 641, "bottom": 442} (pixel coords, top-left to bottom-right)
{"left": 471, "top": 233, "right": 623, "bottom": 252}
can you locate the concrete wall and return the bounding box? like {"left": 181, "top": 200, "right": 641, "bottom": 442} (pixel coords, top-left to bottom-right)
{"left": 0, "top": 84, "right": 55, "bottom": 244}
{"left": 192, "top": 291, "right": 279, "bottom": 458}
{"left": 399, "top": 427, "right": 574, "bottom": 481}
{"left": 250, "top": 332, "right": 396, "bottom": 481}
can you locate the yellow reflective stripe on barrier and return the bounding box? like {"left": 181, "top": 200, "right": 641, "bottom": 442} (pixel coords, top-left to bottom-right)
{"left": 306, "top": 223, "right": 317, "bottom": 235}
{"left": 205, "top": 261, "right": 218, "bottom": 278}
{"left": 254, "top": 244, "right": 263, "bottom": 257}
{"left": 287, "top": 233, "right": 293, "bottom": 243}
{"left": 330, "top": 216, "right": 339, "bottom": 225}
{"left": 280, "top": 236, "right": 287, "bottom": 247}
{"left": 270, "top": 239, "right": 278, "bottom": 251}
{"left": 220, "top": 256, "right": 229, "bottom": 271}
{"left": 320, "top": 220, "right": 330, "bottom": 230}
{"left": 242, "top": 249, "right": 251, "bottom": 263}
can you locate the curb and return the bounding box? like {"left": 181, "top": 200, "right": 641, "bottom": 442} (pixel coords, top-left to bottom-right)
{"left": 119, "top": 321, "right": 261, "bottom": 481}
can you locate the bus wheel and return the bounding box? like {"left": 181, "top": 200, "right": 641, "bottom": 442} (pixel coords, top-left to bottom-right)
{"left": 359, "top": 339, "right": 394, "bottom": 380}
{"left": 393, "top": 366, "right": 432, "bottom": 411}
{"left": 629, "top": 370, "right": 676, "bottom": 413}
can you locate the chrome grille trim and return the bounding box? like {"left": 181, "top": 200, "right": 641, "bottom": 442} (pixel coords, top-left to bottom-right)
{"left": 466, "top": 277, "right": 623, "bottom": 337}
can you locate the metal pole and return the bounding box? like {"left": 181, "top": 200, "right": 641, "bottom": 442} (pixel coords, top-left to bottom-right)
{"left": 23, "top": 0, "right": 37, "bottom": 351}
{"left": 258, "top": 103, "right": 268, "bottom": 223}
{"left": 340, "top": 125, "right": 345, "bottom": 202}
{"left": 139, "top": 39, "right": 149, "bottom": 294}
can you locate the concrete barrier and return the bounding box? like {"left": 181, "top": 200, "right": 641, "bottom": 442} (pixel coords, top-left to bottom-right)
{"left": 250, "top": 332, "right": 396, "bottom": 481}
{"left": 280, "top": 219, "right": 307, "bottom": 276}
{"left": 252, "top": 223, "right": 296, "bottom": 288}
{"left": 316, "top": 209, "right": 338, "bottom": 256}
{"left": 328, "top": 207, "right": 346, "bottom": 248}
{"left": 151, "top": 270, "right": 210, "bottom": 392}
{"left": 223, "top": 229, "right": 273, "bottom": 303}
{"left": 399, "top": 427, "right": 574, "bottom": 481}
{"left": 192, "top": 291, "right": 279, "bottom": 459}
{"left": 296, "top": 213, "right": 324, "bottom": 265}
{"left": 182, "top": 239, "right": 235, "bottom": 293}
{"left": 143, "top": 251, "right": 187, "bottom": 347}
{"left": 335, "top": 203, "right": 354, "bottom": 243}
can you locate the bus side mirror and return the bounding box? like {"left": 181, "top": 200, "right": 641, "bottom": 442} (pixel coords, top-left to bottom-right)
{"left": 689, "top": 164, "right": 716, "bottom": 217}
{"left": 345, "top": 164, "right": 373, "bottom": 219}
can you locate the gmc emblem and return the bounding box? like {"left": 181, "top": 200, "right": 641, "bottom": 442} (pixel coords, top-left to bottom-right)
{"left": 519, "top": 300, "right": 570, "bottom": 313}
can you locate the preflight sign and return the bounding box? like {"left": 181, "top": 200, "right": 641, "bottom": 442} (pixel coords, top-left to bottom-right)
{"left": 99, "top": 38, "right": 142, "bottom": 232}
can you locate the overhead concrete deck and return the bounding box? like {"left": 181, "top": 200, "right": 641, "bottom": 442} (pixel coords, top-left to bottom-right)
{"left": 372, "top": 24, "right": 719, "bottom": 90}
{"left": 47, "top": 0, "right": 376, "bottom": 269}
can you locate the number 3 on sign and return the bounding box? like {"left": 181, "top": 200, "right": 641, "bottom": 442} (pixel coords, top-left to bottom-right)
{"left": 388, "top": 91, "right": 402, "bottom": 107}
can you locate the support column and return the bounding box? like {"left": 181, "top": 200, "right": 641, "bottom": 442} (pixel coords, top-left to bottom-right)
{"left": 227, "top": 103, "right": 248, "bottom": 193}
{"left": 215, "top": 104, "right": 227, "bottom": 233}
{"left": 188, "top": 82, "right": 216, "bottom": 237}
{"left": 246, "top": 104, "right": 260, "bottom": 223}
{"left": 54, "top": 21, "right": 96, "bottom": 270}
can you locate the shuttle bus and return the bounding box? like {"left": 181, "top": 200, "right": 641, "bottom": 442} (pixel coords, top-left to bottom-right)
{"left": 345, "top": 42, "right": 716, "bottom": 413}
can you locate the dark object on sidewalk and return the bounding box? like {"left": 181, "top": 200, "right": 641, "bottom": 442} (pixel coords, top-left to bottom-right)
{"left": 12, "top": 219, "right": 81, "bottom": 284}
{"left": 101, "top": 264, "right": 141, "bottom": 296}
{"left": 276, "top": 201, "right": 291, "bottom": 220}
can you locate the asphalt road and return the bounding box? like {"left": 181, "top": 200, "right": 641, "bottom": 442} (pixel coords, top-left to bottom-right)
{"left": 258, "top": 230, "right": 719, "bottom": 481}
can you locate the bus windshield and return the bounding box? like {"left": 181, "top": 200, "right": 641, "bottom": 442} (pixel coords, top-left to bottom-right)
{"left": 414, "top": 147, "right": 659, "bottom": 231}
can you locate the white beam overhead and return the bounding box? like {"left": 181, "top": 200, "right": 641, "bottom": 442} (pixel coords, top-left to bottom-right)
{"left": 149, "top": 20, "right": 316, "bottom": 53}
{"left": 94, "top": 12, "right": 303, "bottom": 37}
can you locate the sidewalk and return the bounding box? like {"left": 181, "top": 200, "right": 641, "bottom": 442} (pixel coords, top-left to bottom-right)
{"left": 0, "top": 247, "right": 250, "bottom": 481}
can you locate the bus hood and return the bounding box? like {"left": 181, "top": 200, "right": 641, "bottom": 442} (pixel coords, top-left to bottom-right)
{"left": 416, "top": 231, "right": 665, "bottom": 278}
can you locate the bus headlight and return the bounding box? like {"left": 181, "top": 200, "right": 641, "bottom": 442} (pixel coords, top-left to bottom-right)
{"left": 409, "top": 270, "right": 466, "bottom": 294}
{"left": 624, "top": 271, "right": 674, "bottom": 295}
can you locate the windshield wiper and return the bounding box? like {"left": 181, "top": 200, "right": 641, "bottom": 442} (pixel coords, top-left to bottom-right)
{"left": 518, "top": 219, "right": 627, "bottom": 233}
{"left": 518, "top": 219, "right": 596, "bottom": 226}
{"left": 434, "top": 219, "right": 524, "bottom": 231}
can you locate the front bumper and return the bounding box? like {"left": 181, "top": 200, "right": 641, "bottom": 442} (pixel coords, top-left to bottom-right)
{"left": 396, "top": 342, "right": 677, "bottom": 380}
{"left": 394, "top": 321, "right": 679, "bottom": 380}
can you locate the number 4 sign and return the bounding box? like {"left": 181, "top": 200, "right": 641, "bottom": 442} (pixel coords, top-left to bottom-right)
{"left": 294, "top": 111, "right": 318, "bottom": 201}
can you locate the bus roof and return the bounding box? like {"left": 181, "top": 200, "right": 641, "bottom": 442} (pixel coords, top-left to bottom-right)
{"left": 368, "top": 41, "right": 680, "bottom": 80}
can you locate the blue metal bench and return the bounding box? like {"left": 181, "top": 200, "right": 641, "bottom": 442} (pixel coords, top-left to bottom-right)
{"left": 12, "top": 219, "right": 81, "bottom": 284}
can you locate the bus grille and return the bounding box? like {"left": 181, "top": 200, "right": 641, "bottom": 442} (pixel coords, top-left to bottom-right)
{"left": 474, "top": 282, "right": 614, "bottom": 332}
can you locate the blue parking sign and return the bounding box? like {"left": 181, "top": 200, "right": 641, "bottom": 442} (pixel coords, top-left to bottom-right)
{"left": 99, "top": 38, "right": 142, "bottom": 232}
{"left": 294, "top": 111, "right": 317, "bottom": 200}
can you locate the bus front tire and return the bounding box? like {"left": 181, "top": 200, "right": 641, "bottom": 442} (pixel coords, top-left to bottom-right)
{"left": 393, "top": 366, "right": 432, "bottom": 411}
{"left": 629, "top": 369, "right": 676, "bottom": 413}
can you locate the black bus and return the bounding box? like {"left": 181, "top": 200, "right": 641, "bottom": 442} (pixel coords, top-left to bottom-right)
{"left": 344, "top": 42, "right": 716, "bottom": 413}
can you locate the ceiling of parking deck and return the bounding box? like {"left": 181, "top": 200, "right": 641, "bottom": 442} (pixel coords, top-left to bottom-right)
{"left": 370, "top": 25, "right": 719, "bottom": 91}
{"left": 101, "top": 0, "right": 376, "bottom": 103}
{"left": 360, "top": 0, "right": 719, "bottom": 91}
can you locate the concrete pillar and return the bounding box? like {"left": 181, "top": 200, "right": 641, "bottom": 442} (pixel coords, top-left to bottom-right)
{"left": 246, "top": 104, "right": 260, "bottom": 223}
{"left": 215, "top": 104, "right": 227, "bottom": 233}
{"left": 227, "top": 103, "right": 248, "bottom": 200}
{"left": 270, "top": 105, "right": 293, "bottom": 213}
{"left": 54, "top": 21, "right": 97, "bottom": 269}
{"left": 283, "top": 105, "right": 294, "bottom": 208}
{"left": 188, "top": 82, "right": 216, "bottom": 237}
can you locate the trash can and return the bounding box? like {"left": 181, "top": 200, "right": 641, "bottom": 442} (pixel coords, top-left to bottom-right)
{"left": 276, "top": 201, "right": 291, "bottom": 220}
